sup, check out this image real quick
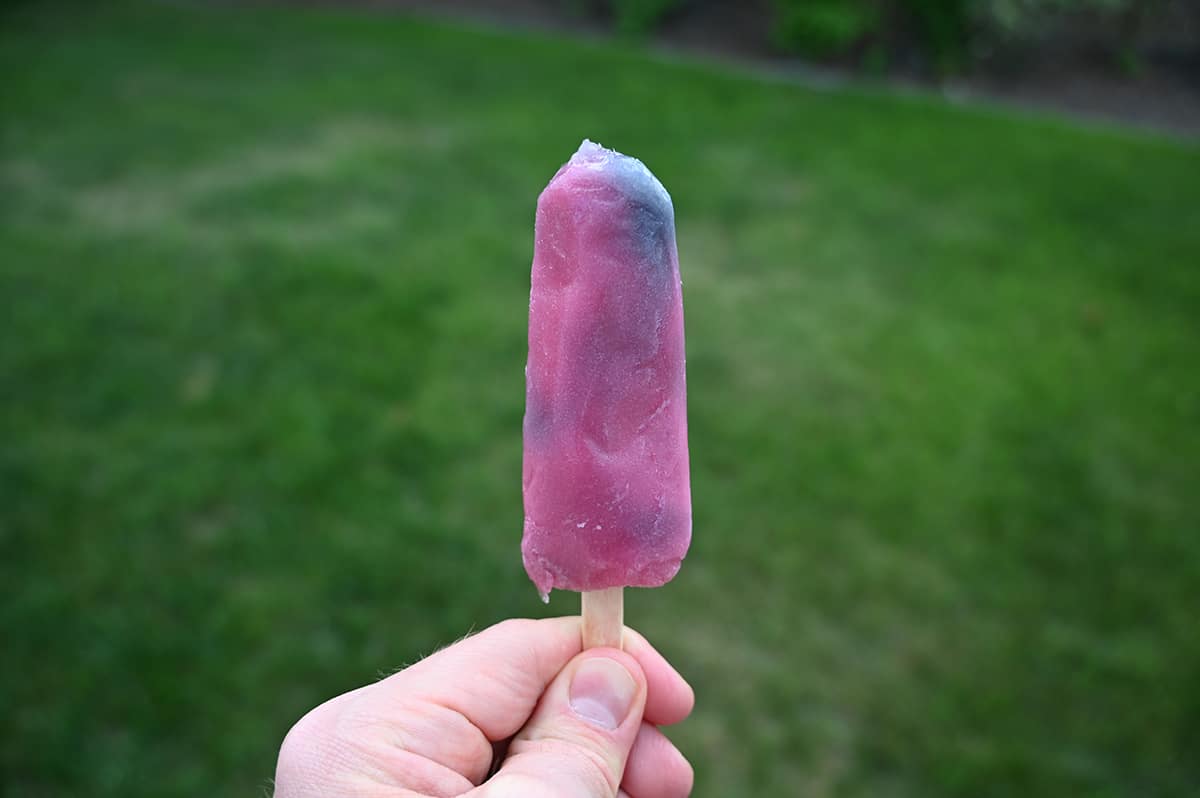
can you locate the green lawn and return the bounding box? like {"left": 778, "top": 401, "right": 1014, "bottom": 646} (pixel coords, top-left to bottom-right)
{"left": 3, "top": 2, "right": 1199, "bottom": 796}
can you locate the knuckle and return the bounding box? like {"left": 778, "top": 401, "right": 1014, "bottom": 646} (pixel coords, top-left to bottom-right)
{"left": 489, "top": 617, "right": 539, "bottom": 639}
{"left": 275, "top": 699, "right": 351, "bottom": 796}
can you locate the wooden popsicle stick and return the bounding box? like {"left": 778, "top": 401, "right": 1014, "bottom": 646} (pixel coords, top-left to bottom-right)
{"left": 581, "top": 588, "right": 624, "bottom": 650}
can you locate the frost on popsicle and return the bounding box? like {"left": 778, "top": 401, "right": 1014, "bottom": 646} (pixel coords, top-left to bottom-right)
{"left": 521, "top": 140, "right": 692, "bottom": 598}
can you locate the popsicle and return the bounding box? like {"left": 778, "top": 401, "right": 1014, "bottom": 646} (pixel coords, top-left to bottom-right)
{"left": 522, "top": 140, "right": 691, "bottom": 647}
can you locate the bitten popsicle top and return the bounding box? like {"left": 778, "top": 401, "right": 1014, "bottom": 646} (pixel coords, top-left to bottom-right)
{"left": 522, "top": 140, "right": 691, "bottom": 599}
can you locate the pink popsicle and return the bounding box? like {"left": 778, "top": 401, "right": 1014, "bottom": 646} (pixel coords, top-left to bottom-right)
{"left": 522, "top": 140, "right": 691, "bottom": 599}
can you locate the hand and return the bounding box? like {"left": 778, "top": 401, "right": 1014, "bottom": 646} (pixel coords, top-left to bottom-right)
{"left": 274, "top": 617, "right": 695, "bottom": 797}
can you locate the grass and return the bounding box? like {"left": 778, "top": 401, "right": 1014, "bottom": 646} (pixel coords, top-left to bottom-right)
{"left": 2, "top": 2, "right": 1199, "bottom": 796}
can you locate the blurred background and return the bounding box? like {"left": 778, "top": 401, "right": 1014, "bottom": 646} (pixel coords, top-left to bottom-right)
{"left": 2, "top": 1, "right": 1198, "bottom": 796}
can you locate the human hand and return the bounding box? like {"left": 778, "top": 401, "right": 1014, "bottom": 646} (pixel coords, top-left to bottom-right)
{"left": 274, "top": 617, "right": 695, "bottom": 797}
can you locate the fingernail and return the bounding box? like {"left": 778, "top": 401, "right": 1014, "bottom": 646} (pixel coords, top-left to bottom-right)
{"left": 568, "top": 657, "right": 638, "bottom": 730}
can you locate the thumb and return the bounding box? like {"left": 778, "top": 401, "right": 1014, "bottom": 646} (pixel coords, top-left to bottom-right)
{"left": 479, "top": 648, "right": 647, "bottom": 798}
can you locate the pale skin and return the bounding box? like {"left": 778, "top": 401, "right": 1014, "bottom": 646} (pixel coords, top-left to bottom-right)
{"left": 275, "top": 617, "right": 695, "bottom": 798}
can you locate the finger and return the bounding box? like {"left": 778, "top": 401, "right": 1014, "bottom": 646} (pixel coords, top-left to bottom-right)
{"left": 373, "top": 619, "right": 691, "bottom": 735}
{"left": 276, "top": 686, "right": 477, "bottom": 798}
{"left": 621, "top": 722, "right": 694, "bottom": 798}
{"left": 386, "top": 617, "right": 584, "bottom": 740}
{"left": 482, "top": 648, "right": 647, "bottom": 797}
{"left": 351, "top": 618, "right": 692, "bottom": 787}
{"left": 345, "top": 617, "right": 583, "bottom": 785}
{"left": 623, "top": 628, "right": 695, "bottom": 726}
